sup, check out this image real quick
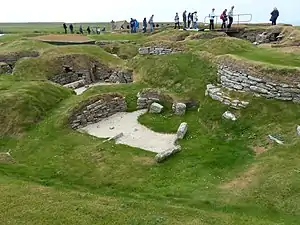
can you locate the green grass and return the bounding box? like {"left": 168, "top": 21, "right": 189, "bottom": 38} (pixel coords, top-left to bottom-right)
{"left": 0, "top": 80, "right": 73, "bottom": 136}
{"left": 187, "top": 37, "right": 300, "bottom": 67}
{"left": 0, "top": 39, "right": 52, "bottom": 54}
{"left": 2, "top": 24, "right": 300, "bottom": 224}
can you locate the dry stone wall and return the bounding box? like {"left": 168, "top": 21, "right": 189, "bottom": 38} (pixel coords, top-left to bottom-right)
{"left": 138, "top": 47, "right": 178, "bottom": 55}
{"left": 70, "top": 93, "right": 127, "bottom": 129}
{"left": 218, "top": 65, "right": 300, "bottom": 103}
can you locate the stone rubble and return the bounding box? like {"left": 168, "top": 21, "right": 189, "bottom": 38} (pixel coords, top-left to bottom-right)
{"left": 206, "top": 84, "right": 249, "bottom": 109}
{"left": 138, "top": 47, "right": 178, "bottom": 55}
{"left": 149, "top": 102, "right": 164, "bottom": 114}
{"left": 177, "top": 122, "right": 188, "bottom": 139}
{"left": 0, "top": 62, "right": 13, "bottom": 74}
{"left": 222, "top": 111, "right": 237, "bottom": 121}
{"left": 136, "top": 88, "right": 172, "bottom": 109}
{"left": 69, "top": 93, "right": 127, "bottom": 129}
{"left": 172, "top": 102, "right": 186, "bottom": 115}
{"left": 218, "top": 65, "right": 300, "bottom": 103}
{"left": 268, "top": 135, "right": 284, "bottom": 145}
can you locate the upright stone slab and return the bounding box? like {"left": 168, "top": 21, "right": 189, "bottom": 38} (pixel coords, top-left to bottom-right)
{"left": 149, "top": 102, "right": 163, "bottom": 114}
{"left": 172, "top": 103, "right": 186, "bottom": 115}
{"left": 297, "top": 125, "right": 300, "bottom": 136}
{"left": 177, "top": 122, "right": 188, "bottom": 139}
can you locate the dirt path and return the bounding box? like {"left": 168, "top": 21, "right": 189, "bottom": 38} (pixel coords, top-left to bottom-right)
{"left": 80, "top": 110, "right": 177, "bottom": 153}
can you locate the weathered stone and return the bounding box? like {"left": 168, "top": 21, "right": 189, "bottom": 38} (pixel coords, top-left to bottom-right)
{"left": 177, "top": 122, "right": 188, "bottom": 139}
{"left": 155, "top": 146, "right": 181, "bottom": 163}
{"left": 297, "top": 125, "right": 300, "bottom": 136}
{"left": 222, "top": 111, "right": 237, "bottom": 121}
{"left": 268, "top": 135, "right": 284, "bottom": 145}
{"left": 250, "top": 86, "right": 269, "bottom": 94}
{"left": 172, "top": 103, "right": 186, "bottom": 116}
{"left": 149, "top": 102, "right": 163, "bottom": 114}
{"left": 248, "top": 75, "right": 262, "bottom": 82}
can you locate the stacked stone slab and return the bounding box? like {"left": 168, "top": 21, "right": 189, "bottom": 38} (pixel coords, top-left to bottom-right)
{"left": 0, "top": 62, "right": 13, "bottom": 74}
{"left": 172, "top": 103, "right": 186, "bottom": 115}
{"left": 138, "top": 47, "right": 177, "bottom": 55}
{"left": 96, "top": 40, "right": 135, "bottom": 46}
{"left": 218, "top": 65, "right": 300, "bottom": 103}
{"left": 69, "top": 93, "right": 127, "bottom": 129}
{"left": 206, "top": 84, "right": 249, "bottom": 109}
{"left": 136, "top": 88, "right": 172, "bottom": 109}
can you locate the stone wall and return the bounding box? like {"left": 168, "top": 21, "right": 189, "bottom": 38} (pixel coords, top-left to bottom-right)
{"left": 138, "top": 47, "right": 178, "bottom": 55}
{"left": 69, "top": 93, "right": 127, "bottom": 129}
{"left": 218, "top": 65, "right": 300, "bottom": 103}
{"left": 49, "top": 64, "right": 133, "bottom": 89}
{"left": 136, "top": 88, "right": 173, "bottom": 109}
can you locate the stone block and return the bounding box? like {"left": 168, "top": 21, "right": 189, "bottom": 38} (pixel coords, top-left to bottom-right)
{"left": 149, "top": 102, "right": 164, "bottom": 114}
{"left": 172, "top": 103, "right": 186, "bottom": 116}
{"left": 154, "top": 146, "right": 181, "bottom": 163}
{"left": 222, "top": 111, "right": 237, "bottom": 121}
{"left": 177, "top": 122, "right": 188, "bottom": 139}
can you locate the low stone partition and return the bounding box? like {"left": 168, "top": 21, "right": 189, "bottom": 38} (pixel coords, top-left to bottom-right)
{"left": 96, "top": 40, "right": 135, "bottom": 46}
{"left": 69, "top": 93, "right": 127, "bottom": 129}
{"left": 138, "top": 47, "right": 177, "bottom": 55}
{"left": 218, "top": 64, "right": 300, "bottom": 103}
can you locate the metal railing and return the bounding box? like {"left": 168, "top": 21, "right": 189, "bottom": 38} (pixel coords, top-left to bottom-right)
{"left": 204, "top": 13, "right": 252, "bottom": 25}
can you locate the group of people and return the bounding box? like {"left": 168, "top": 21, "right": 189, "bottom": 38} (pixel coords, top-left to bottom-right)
{"left": 130, "top": 15, "right": 155, "bottom": 33}
{"left": 62, "top": 23, "right": 106, "bottom": 35}
{"left": 174, "top": 7, "right": 234, "bottom": 30}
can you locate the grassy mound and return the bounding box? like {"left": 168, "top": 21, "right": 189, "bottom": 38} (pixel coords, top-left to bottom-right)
{"left": 217, "top": 54, "right": 300, "bottom": 82}
{"left": 0, "top": 81, "right": 73, "bottom": 136}
{"left": 147, "top": 29, "right": 191, "bottom": 42}
{"left": 0, "top": 39, "right": 51, "bottom": 54}
{"left": 13, "top": 45, "right": 124, "bottom": 80}
{"left": 129, "top": 52, "right": 216, "bottom": 97}
{"left": 101, "top": 43, "right": 138, "bottom": 59}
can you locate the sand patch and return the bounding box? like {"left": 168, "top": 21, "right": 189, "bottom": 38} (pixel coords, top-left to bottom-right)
{"left": 221, "top": 164, "right": 260, "bottom": 190}
{"left": 80, "top": 110, "right": 177, "bottom": 153}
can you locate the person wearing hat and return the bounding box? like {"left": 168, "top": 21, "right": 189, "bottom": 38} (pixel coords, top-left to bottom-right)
{"left": 209, "top": 8, "right": 216, "bottom": 30}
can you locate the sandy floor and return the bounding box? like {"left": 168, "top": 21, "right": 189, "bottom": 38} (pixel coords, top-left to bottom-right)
{"left": 32, "top": 34, "right": 92, "bottom": 42}
{"left": 80, "top": 110, "right": 177, "bottom": 153}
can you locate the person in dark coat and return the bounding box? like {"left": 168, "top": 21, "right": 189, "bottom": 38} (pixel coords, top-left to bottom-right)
{"left": 79, "top": 25, "right": 83, "bottom": 34}
{"left": 182, "top": 10, "right": 187, "bottom": 29}
{"left": 130, "top": 18, "right": 135, "bottom": 33}
{"left": 87, "top": 26, "right": 91, "bottom": 34}
{"left": 187, "top": 13, "right": 191, "bottom": 29}
{"left": 270, "top": 7, "right": 279, "bottom": 25}
{"left": 142, "top": 18, "right": 147, "bottom": 33}
{"left": 69, "top": 24, "right": 74, "bottom": 33}
{"left": 63, "top": 23, "right": 67, "bottom": 34}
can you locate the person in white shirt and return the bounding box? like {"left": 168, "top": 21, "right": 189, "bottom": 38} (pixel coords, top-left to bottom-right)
{"left": 174, "top": 12, "right": 180, "bottom": 29}
{"left": 209, "top": 8, "right": 216, "bottom": 30}
{"left": 227, "top": 6, "right": 234, "bottom": 28}
{"left": 193, "top": 11, "right": 198, "bottom": 29}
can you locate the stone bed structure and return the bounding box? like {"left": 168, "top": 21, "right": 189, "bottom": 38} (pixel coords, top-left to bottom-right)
{"left": 138, "top": 47, "right": 178, "bottom": 55}
{"left": 49, "top": 65, "right": 133, "bottom": 90}
{"left": 218, "top": 65, "right": 300, "bottom": 103}
{"left": 69, "top": 93, "right": 127, "bottom": 129}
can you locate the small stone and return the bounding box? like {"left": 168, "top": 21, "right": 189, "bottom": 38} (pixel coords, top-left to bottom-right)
{"left": 177, "top": 122, "right": 188, "bottom": 139}
{"left": 248, "top": 75, "right": 262, "bottom": 82}
{"left": 109, "top": 126, "right": 115, "bottom": 130}
{"left": 222, "top": 111, "right": 237, "bottom": 121}
{"left": 268, "top": 135, "right": 284, "bottom": 145}
{"left": 149, "top": 102, "right": 164, "bottom": 114}
{"left": 172, "top": 103, "right": 186, "bottom": 116}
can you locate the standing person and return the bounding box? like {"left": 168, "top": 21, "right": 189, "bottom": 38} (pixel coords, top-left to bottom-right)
{"left": 209, "top": 8, "right": 216, "bottom": 30}
{"left": 190, "top": 13, "right": 194, "bottom": 28}
{"left": 143, "top": 18, "right": 147, "bottom": 33}
{"left": 193, "top": 11, "right": 198, "bottom": 29}
{"left": 63, "top": 23, "right": 67, "bottom": 34}
{"left": 227, "top": 6, "right": 234, "bottom": 28}
{"left": 135, "top": 19, "right": 139, "bottom": 32}
{"left": 220, "top": 9, "right": 228, "bottom": 29}
{"left": 79, "top": 25, "right": 83, "bottom": 34}
{"left": 149, "top": 15, "right": 154, "bottom": 32}
{"left": 183, "top": 10, "right": 187, "bottom": 29}
{"left": 174, "top": 12, "right": 180, "bottom": 29}
{"left": 69, "top": 24, "right": 74, "bottom": 33}
{"left": 188, "top": 13, "right": 192, "bottom": 29}
{"left": 130, "top": 18, "right": 135, "bottom": 33}
{"left": 87, "top": 26, "right": 91, "bottom": 34}
{"left": 270, "top": 7, "right": 279, "bottom": 25}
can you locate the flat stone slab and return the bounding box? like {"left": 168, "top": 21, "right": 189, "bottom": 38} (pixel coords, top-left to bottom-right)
{"left": 79, "top": 110, "right": 177, "bottom": 153}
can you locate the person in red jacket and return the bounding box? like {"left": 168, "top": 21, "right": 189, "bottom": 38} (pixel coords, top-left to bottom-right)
{"left": 220, "top": 9, "right": 228, "bottom": 29}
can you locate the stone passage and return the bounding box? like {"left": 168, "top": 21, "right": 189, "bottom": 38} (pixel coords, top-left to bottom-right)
{"left": 69, "top": 93, "right": 127, "bottom": 129}
{"left": 138, "top": 47, "right": 178, "bottom": 55}
{"left": 218, "top": 65, "right": 300, "bottom": 103}
{"left": 206, "top": 84, "right": 249, "bottom": 109}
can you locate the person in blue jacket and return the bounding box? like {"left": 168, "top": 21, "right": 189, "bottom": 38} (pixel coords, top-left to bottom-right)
{"left": 270, "top": 7, "right": 279, "bottom": 25}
